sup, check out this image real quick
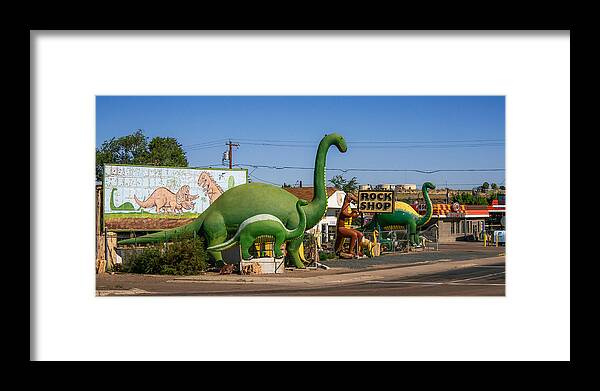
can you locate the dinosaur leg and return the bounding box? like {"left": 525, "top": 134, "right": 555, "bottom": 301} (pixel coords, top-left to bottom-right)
{"left": 286, "top": 237, "right": 305, "bottom": 269}
{"left": 347, "top": 231, "right": 358, "bottom": 255}
{"left": 273, "top": 233, "right": 285, "bottom": 259}
{"left": 239, "top": 233, "right": 254, "bottom": 260}
{"left": 203, "top": 213, "right": 228, "bottom": 266}
{"left": 334, "top": 234, "right": 343, "bottom": 254}
{"left": 408, "top": 221, "right": 418, "bottom": 246}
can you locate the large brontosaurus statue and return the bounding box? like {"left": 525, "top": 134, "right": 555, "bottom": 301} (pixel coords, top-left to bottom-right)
{"left": 207, "top": 199, "right": 308, "bottom": 260}
{"left": 118, "top": 133, "right": 348, "bottom": 268}
{"left": 363, "top": 182, "right": 436, "bottom": 246}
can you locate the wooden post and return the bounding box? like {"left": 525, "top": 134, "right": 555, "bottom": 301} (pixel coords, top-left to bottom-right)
{"left": 96, "top": 231, "right": 106, "bottom": 274}
{"left": 106, "top": 232, "right": 118, "bottom": 271}
{"left": 96, "top": 184, "right": 106, "bottom": 274}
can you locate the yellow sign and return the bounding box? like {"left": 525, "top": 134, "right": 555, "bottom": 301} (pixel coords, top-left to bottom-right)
{"left": 357, "top": 190, "right": 395, "bottom": 213}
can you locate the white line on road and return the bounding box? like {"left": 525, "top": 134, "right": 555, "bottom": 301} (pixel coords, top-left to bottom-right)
{"left": 450, "top": 271, "right": 505, "bottom": 283}
{"left": 367, "top": 281, "right": 505, "bottom": 287}
{"left": 472, "top": 265, "right": 505, "bottom": 268}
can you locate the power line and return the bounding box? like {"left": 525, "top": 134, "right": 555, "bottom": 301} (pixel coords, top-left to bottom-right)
{"left": 248, "top": 173, "right": 282, "bottom": 186}
{"left": 227, "top": 143, "right": 504, "bottom": 149}
{"left": 183, "top": 137, "right": 504, "bottom": 148}
{"left": 233, "top": 163, "right": 504, "bottom": 174}
{"left": 185, "top": 145, "right": 227, "bottom": 151}
{"left": 182, "top": 139, "right": 229, "bottom": 148}
{"left": 229, "top": 137, "right": 503, "bottom": 144}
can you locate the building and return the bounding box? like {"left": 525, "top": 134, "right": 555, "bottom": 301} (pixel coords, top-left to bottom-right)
{"left": 395, "top": 183, "right": 417, "bottom": 191}
{"left": 416, "top": 198, "right": 505, "bottom": 243}
{"left": 283, "top": 186, "right": 353, "bottom": 246}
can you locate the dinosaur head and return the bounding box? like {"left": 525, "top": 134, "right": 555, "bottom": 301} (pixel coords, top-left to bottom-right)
{"left": 176, "top": 185, "right": 192, "bottom": 205}
{"left": 297, "top": 199, "right": 309, "bottom": 207}
{"left": 422, "top": 182, "right": 436, "bottom": 191}
{"left": 198, "top": 172, "right": 212, "bottom": 192}
{"left": 326, "top": 133, "right": 348, "bottom": 153}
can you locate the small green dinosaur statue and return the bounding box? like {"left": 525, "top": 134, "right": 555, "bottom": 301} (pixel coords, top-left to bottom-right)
{"left": 110, "top": 188, "right": 136, "bottom": 211}
{"left": 207, "top": 199, "right": 308, "bottom": 260}
{"left": 119, "top": 133, "right": 347, "bottom": 268}
{"left": 363, "top": 182, "right": 436, "bottom": 246}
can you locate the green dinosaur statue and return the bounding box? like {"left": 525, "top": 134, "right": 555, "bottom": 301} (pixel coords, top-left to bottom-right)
{"left": 363, "top": 182, "right": 436, "bottom": 246}
{"left": 118, "top": 133, "right": 348, "bottom": 268}
{"left": 207, "top": 199, "right": 308, "bottom": 260}
{"left": 109, "top": 188, "right": 136, "bottom": 211}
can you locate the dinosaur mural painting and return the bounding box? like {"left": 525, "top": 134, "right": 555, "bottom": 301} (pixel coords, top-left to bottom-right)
{"left": 119, "top": 133, "right": 348, "bottom": 269}
{"left": 198, "top": 171, "right": 225, "bottom": 204}
{"left": 207, "top": 200, "right": 308, "bottom": 260}
{"left": 109, "top": 188, "right": 136, "bottom": 211}
{"left": 363, "top": 182, "right": 436, "bottom": 246}
{"left": 133, "top": 185, "right": 199, "bottom": 214}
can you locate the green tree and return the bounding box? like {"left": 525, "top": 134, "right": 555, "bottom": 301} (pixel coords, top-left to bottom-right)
{"left": 482, "top": 182, "right": 490, "bottom": 191}
{"left": 329, "top": 174, "right": 359, "bottom": 193}
{"left": 487, "top": 192, "right": 499, "bottom": 204}
{"left": 147, "top": 137, "right": 188, "bottom": 167}
{"left": 96, "top": 129, "right": 188, "bottom": 180}
{"left": 491, "top": 183, "right": 498, "bottom": 190}
{"left": 452, "top": 192, "right": 489, "bottom": 205}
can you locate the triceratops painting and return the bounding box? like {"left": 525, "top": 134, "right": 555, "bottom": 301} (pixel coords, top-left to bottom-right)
{"left": 133, "top": 185, "right": 199, "bottom": 213}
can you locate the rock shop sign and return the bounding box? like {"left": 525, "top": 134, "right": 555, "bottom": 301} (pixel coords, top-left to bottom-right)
{"left": 357, "top": 190, "right": 395, "bottom": 213}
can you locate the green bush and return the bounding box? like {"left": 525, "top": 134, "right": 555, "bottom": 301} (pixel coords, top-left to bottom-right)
{"left": 123, "top": 237, "right": 210, "bottom": 275}
{"left": 318, "top": 251, "right": 336, "bottom": 260}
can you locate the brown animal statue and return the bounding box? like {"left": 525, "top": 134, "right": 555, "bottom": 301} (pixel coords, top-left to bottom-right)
{"left": 334, "top": 193, "right": 364, "bottom": 258}
{"left": 198, "top": 171, "right": 225, "bottom": 204}
{"left": 134, "top": 185, "right": 199, "bottom": 213}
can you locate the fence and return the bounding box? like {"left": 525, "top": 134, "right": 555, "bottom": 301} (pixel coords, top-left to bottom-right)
{"left": 359, "top": 224, "right": 439, "bottom": 255}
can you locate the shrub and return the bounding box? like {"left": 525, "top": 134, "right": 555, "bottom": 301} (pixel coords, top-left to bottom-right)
{"left": 123, "top": 237, "right": 210, "bottom": 275}
{"left": 318, "top": 251, "right": 336, "bottom": 260}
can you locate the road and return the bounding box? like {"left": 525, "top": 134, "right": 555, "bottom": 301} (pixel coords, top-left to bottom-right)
{"left": 96, "top": 242, "right": 505, "bottom": 296}
{"left": 296, "top": 263, "right": 505, "bottom": 296}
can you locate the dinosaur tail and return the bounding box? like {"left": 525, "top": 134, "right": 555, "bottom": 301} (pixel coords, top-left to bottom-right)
{"left": 206, "top": 231, "right": 242, "bottom": 252}
{"left": 118, "top": 214, "right": 205, "bottom": 245}
{"left": 133, "top": 194, "right": 153, "bottom": 209}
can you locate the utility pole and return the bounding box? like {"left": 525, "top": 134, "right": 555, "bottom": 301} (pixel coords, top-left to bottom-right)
{"left": 225, "top": 140, "right": 239, "bottom": 169}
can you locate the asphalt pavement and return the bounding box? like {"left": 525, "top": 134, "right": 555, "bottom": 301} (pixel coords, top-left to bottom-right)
{"left": 96, "top": 242, "right": 505, "bottom": 296}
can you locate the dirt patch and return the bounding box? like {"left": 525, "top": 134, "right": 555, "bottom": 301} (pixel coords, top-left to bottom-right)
{"left": 105, "top": 218, "right": 197, "bottom": 230}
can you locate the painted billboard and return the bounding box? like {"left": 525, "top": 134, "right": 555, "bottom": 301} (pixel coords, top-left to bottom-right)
{"left": 103, "top": 164, "right": 248, "bottom": 231}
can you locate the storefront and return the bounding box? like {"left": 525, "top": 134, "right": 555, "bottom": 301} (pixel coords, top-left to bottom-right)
{"left": 425, "top": 203, "right": 490, "bottom": 243}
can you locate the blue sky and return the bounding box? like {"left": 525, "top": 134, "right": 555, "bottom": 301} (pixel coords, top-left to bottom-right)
{"left": 96, "top": 96, "right": 505, "bottom": 189}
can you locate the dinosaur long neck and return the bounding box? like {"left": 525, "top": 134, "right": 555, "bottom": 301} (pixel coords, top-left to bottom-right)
{"left": 416, "top": 185, "right": 433, "bottom": 227}
{"left": 287, "top": 203, "right": 307, "bottom": 239}
{"left": 305, "top": 135, "right": 337, "bottom": 228}
{"left": 110, "top": 188, "right": 117, "bottom": 210}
